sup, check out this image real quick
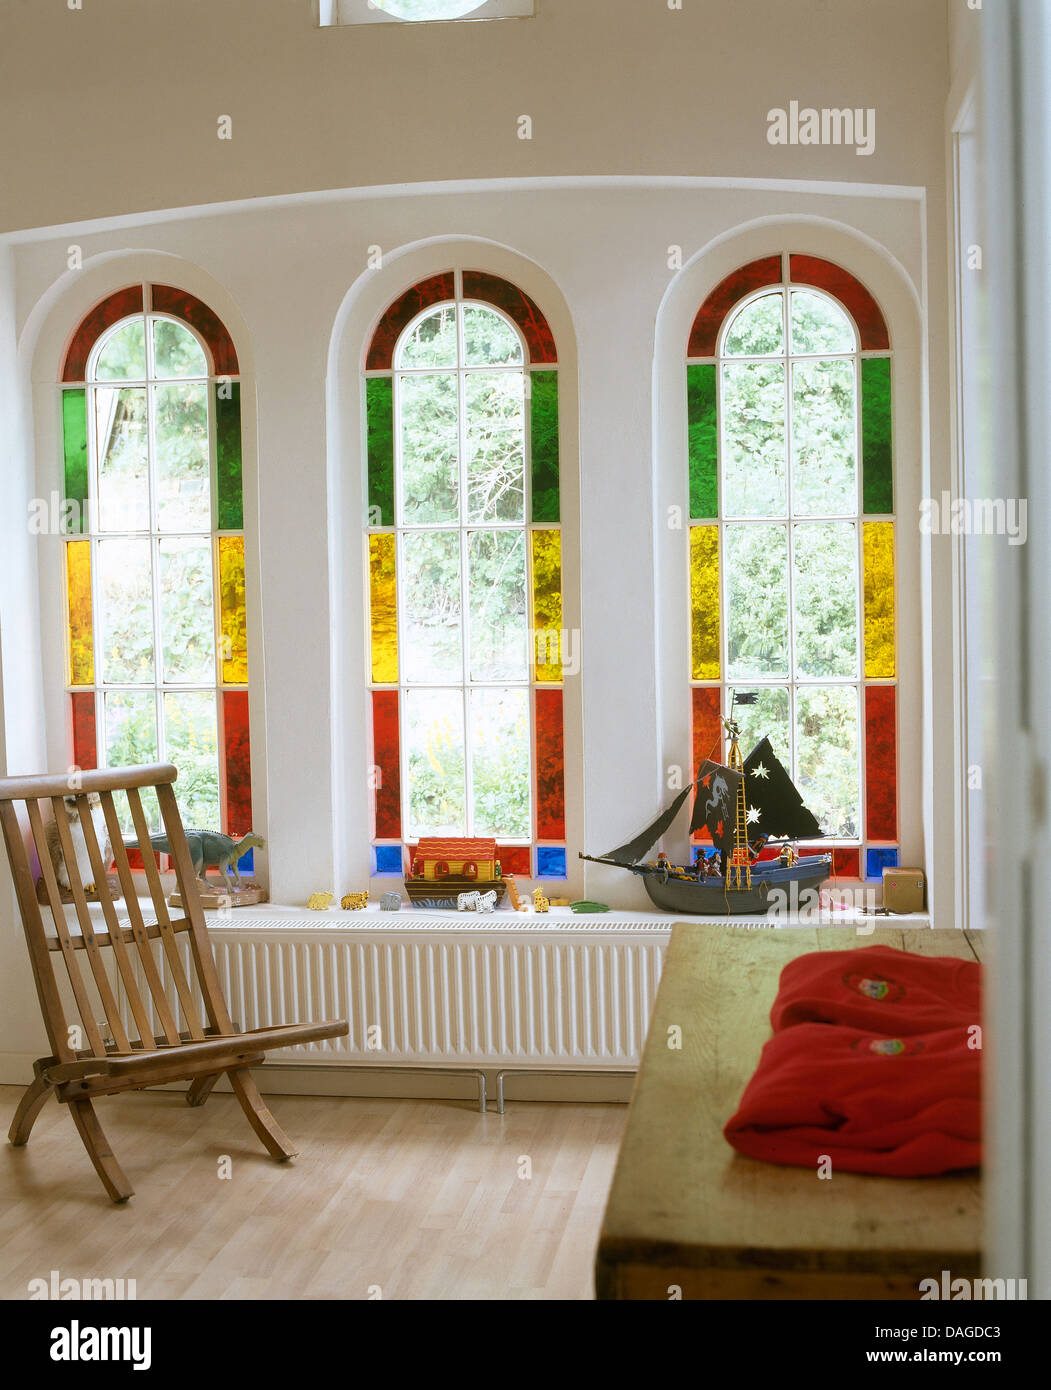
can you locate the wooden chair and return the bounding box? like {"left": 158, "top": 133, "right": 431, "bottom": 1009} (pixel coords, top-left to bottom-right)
{"left": 0, "top": 763, "right": 348, "bottom": 1202}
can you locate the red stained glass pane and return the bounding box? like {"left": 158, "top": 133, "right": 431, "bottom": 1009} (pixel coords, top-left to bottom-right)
{"left": 789, "top": 255, "right": 889, "bottom": 351}
{"left": 71, "top": 692, "right": 97, "bottom": 771}
{"left": 498, "top": 846, "right": 531, "bottom": 876}
{"left": 798, "top": 845, "right": 861, "bottom": 878}
{"left": 366, "top": 272, "right": 456, "bottom": 371}
{"left": 462, "top": 272, "right": 557, "bottom": 364}
{"left": 223, "top": 691, "right": 253, "bottom": 837}
{"left": 691, "top": 687, "right": 723, "bottom": 842}
{"left": 151, "top": 285, "right": 239, "bottom": 375}
{"left": 865, "top": 684, "right": 898, "bottom": 839}
{"left": 535, "top": 688, "right": 565, "bottom": 840}
{"left": 372, "top": 690, "right": 402, "bottom": 839}
{"left": 62, "top": 285, "right": 144, "bottom": 382}
{"left": 687, "top": 256, "right": 783, "bottom": 358}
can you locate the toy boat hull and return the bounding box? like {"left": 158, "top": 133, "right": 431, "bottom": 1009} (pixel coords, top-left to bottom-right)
{"left": 639, "top": 855, "right": 831, "bottom": 916}
{"left": 404, "top": 878, "right": 507, "bottom": 907}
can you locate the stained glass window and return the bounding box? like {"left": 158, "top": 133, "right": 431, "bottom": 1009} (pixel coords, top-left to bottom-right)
{"left": 365, "top": 271, "right": 564, "bottom": 878}
{"left": 60, "top": 285, "right": 252, "bottom": 837}
{"left": 686, "top": 254, "right": 897, "bottom": 875}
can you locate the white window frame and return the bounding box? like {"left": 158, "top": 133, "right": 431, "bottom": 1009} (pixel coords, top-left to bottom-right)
{"left": 698, "top": 280, "right": 891, "bottom": 849}
{"left": 386, "top": 292, "right": 536, "bottom": 844}
{"left": 76, "top": 311, "right": 232, "bottom": 827}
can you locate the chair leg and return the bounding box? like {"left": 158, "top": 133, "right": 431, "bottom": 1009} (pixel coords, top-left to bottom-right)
{"left": 8, "top": 1073, "right": 55, "bottom": 1146}
{"left": 186, "top": 1072, "right": 220, "bottom": 1108}
{"left": 228, "top": 1068, "right": 298, "bottom": 1162}
{"left": 67, "top": 1098, "right": 134, "bottom": 1203}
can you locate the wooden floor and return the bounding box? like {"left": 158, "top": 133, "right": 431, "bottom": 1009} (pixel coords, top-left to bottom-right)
{"left": 0, "top": 1085, "right": 624, "bottom": 1300}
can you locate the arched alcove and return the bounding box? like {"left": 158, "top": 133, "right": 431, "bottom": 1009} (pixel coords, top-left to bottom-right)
{"left": 326, "top": 239, "right": 582, "bottom": 894}
{"left": 22, "top": 254, "right": 268, "bottom": 886}
{"left": 651, "top": 218, "right": 940, "bottom": 915}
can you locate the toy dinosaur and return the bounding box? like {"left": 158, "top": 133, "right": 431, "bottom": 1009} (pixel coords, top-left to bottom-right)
{"left": 132, "top": 830, "right": 265, "bottom": 890}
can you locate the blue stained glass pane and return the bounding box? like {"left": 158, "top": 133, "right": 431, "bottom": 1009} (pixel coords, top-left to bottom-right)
{"left": 236, "top": 849, "right": 253, "bottom": 874}
{"left": 536, "top": 847, "right": 567, "bottom": 879}
{"left": 375, "top": 844, "right": 403, "bottom": 875}
{"left": 866, "top": 846, "right": 899, "bottom": 881}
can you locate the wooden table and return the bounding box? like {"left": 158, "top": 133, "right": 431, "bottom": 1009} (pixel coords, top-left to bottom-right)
{"left": 595, "top": 926, "right": 983, "bottom": 1300}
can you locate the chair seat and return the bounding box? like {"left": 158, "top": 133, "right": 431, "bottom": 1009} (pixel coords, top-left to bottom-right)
{"left": 48, "top": 1019, "right": 348, "bottom": 1082}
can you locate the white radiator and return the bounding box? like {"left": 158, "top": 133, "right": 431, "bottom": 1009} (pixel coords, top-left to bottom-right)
{"left": 120, "top": 914, "right": 672, "bottom": 1070}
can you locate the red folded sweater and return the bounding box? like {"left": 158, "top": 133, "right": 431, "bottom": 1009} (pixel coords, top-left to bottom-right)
{"left": 723, "top": 947, "right": 983, "bottom": 1176}
{"left": 723, "top": 1022, "right": 982, "bottom": 1176}
{"left": 770, "top": 945, "right": 981, "bottom": 1036}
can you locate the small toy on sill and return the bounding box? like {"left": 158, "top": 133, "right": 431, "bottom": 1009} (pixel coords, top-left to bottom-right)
{"left": 341, "top": 892, "right": 369, "bottom": 910}
{"left": 532, "top": 888, "right": 550, "bottom": 914}
{"left": 569, "top": 900, "right": 610, "bottom": 914}
{"left": 36, "top": 793, "right": 121, "bottom": 904}
{"left": 380, "top": 892, "right": 402, "bottom": 911}
{"left": 157, "top": 830, "right": 268, "bottom": 910}
{"left": 307, "top": 892, "right": 335, "bottom": 911}
{"left": 457, "top": 889, "right": 498, "bottom": 914}
{"left": 502, "top": 875, "right": 527, "bottom": 912}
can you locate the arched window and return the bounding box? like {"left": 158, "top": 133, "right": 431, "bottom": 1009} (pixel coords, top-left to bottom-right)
{"left": 59, "top": 285, "right": 252, "bottom": 840}
{"left": 363, "top": 270, "right": 565, "bottom": 880}
{"left": 686, "top": 254, "right": 897, "bottom": 880}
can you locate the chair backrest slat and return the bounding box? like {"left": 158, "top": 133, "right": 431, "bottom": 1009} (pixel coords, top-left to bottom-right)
{"left": 156, "top": 782, "right": 234, "bottom": 1037}
{"left": 48, "top": 797, "right": 132, "bottom": 1055}
{"left": 125, "top": 786, "right": 206, "bottom": 1039}
{"left": 0, "top": 799, "right": 77, "bottom": 1063}
{"left": 23, "top": 799, "right": 107, "bottom": 1056}
{"left": 99, "top": 792, "right": 182, "bottom": 1045}
{"left": 75, "top": 792, "right": 155, "bottom": 1050}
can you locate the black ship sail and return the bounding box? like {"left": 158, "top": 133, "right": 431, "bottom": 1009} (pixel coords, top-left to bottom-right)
{"left": 601, "top": 783, "right": 695, "bottom": 864}
{"left": 688, "top": 759, "right": 744, "bottom": 858}
{"left": 740, "top": 737, "right": 822, "bottom": 844}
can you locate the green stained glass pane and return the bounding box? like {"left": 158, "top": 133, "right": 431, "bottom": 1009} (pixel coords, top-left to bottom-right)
{"left": 62, "top": 389, "right": 88, "bottom": 534}
{"left": 366, "top": 376, "right": 395, "bottom": 527}
{"left": 216, "top": 382, "right": 243, "bottom": 531}
{"left": 686, "top": 363, "right": 718, "bottom": 519}
{"left": 530, "top": 371, "right": 560, "bottom": 523}
{"left": 862, "top": 357, "right": 893, "bottom": 514}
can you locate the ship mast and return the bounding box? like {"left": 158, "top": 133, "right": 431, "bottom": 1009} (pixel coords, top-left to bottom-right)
{"left": 724, "top": 710, "right": 752, "bottom": 890}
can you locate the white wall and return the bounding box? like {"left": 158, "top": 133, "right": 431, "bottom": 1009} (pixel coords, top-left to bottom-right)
{"left": 0, "top": 0, "right": 949, "bottom": 233}
{"left": 0, "top": 243, "right": 52, "bottom": 1066}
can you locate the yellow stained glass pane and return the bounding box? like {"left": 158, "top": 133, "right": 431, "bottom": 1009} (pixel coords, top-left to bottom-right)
{"left": 530, "top": 528, "right": 563, "bottom": 682}
{"left": 690, "top": 526, "right": 720, "bottom": 680}
{"left": 369, "top": 534, "right": 398, "bottom": 684}
{"left": 218, "top": 535, "right": 248, "bottom": 684}
{"left": 863, "top": 521, "right": 895, "bottom": 678}
{"left": 66, "top": 540, "right": 94, "bottom": 686}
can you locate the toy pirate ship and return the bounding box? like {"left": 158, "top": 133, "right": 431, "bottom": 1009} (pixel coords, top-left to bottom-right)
{"left": 405, "top": 837, "right": 508, "bottom": 907}
{"left": 580, "top": 695, "right": 831, "bottom": 915}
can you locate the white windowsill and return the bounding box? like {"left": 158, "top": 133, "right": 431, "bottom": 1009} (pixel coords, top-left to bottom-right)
{"left": 63, "top": 897, "right": 932, "bottom": 934}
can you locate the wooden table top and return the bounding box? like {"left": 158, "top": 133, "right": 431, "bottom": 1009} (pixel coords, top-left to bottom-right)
{"left": 597, "top": 926, "right": 983, "bottom": 1293}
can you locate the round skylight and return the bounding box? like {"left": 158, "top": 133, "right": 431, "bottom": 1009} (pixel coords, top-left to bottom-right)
{"left": 372, "top": 1, "right": 488, "bottom": 19}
